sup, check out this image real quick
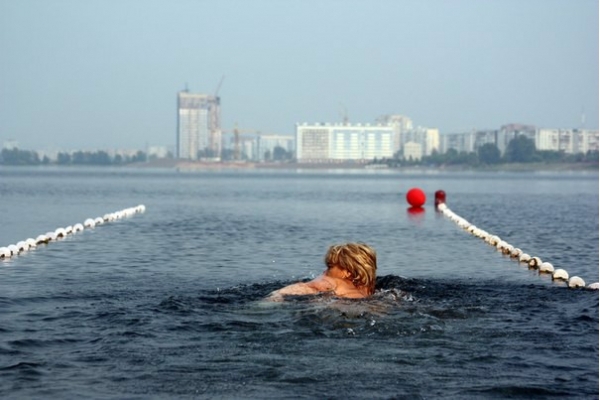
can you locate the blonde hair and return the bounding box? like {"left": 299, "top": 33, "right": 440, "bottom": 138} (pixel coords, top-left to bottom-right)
{"left": 324, "top": 243, "right": 377, "bottom": 295}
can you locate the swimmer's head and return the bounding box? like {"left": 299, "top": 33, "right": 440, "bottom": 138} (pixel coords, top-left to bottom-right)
{"left": 324, "top": 243, "right": 377, "bottom": 295}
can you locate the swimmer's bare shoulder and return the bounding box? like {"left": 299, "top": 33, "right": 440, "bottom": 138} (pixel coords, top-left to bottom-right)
{"left": 305, "top": 275, "right": 337, "bottom": 292}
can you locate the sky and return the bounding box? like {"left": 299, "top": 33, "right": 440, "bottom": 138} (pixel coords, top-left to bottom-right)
{"left": 0, "top": 0, "right": 598, "bottom": 151}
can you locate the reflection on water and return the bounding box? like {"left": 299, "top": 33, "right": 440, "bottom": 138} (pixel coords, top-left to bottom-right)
{"left": 406, "top": 206, "right": 426, "bottom": 224}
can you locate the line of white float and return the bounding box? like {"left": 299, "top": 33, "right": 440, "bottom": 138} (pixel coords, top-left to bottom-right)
{"left": 437, "top": 202, "right": 599, "bottom": 290}
{"left": 0, "top": 205, "right": 146, "bottom": 259}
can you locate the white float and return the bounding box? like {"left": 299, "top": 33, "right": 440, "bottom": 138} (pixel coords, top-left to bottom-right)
{"left": 586, "top": 282, "right": 599, "bottom": 290}
{"left": 539, "top": 262, "right": 554, "bottom": 273}
{"left": 0, "top": 247, "right": 12, "bottom": 258}
{"left": 519, "top": 253, "right": 531, "bottom": 263}
{"left": 552, "top": 269, "right": 569, "bottom": 281}
{"left": 45, "top": 231, "right": 58, "bottom": 241}
{"left": 36, "top": 234, "right": 49, "bottom": 244}
{"left": 510, "top": 248, "right": 523, "bottom": 258}
{"left": 568, "top": 276, "right": 585, "bottom": 289}
{"left": 55, "top": 228, "right": 67, "bottom": 238}
{"left": 7, "top": 244, "right": 19, "bottom": 255}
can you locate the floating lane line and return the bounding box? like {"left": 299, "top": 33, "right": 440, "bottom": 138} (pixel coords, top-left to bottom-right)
{"left": 436, "top": 202, "right": 599, "bottom": 290}
{"left": 0, "top": 205, "right": 146, "bottom": 259}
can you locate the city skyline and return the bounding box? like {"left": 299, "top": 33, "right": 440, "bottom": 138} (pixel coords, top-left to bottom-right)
{"left": 1, "top": 0, "right": 598, "bottom": 150}
{"left": 3, "top": 118, "right": 598, "bottom": 158}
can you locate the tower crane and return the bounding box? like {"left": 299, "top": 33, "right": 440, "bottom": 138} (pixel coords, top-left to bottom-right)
{"left": 214, "top": 75, "right": 225, "bottom": 99}
{"left": 222, "top": 124, "right": 258, "bottom": 161}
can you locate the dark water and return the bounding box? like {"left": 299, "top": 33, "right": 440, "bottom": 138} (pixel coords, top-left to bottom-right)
{"left": 0, "top": 167, "right": 598, "bottom": 399}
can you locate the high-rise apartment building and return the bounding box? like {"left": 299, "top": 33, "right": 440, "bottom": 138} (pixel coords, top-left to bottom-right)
{"left": 176, "top": 90, "right": 221, "bottom": 160}
{"left": 296, "top": 123, "right": 394, "bottom": 162}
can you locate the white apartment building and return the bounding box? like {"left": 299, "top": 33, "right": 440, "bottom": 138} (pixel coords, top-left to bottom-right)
{"left": 441, "top": 132, "right": 471, "bottom": 154}
{"left": 575, "top": 129, "right": 599, "bottom": 153}
{"left": 403, "top": 142, "right": 422, "bottom": 161}
{"left": 402, "top": 127, "right": 440, "bottom": 158}
{"left": 296, "top": 123, "right": 394, "bottom": 162}
{"left": 536, "top": 128, "right": 599, "bottom": 153}
{"left": 424, "top": 128, "right": 440, "bottom": 156}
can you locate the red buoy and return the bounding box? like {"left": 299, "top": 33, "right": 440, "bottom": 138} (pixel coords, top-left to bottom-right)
{"left": 435, "top": 190, "right": 446, "bottom": 207}
{"left": 406, "top": 188, "right": 426, "bottom": 208}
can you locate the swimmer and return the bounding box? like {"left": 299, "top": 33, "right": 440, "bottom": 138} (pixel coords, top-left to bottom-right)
{"left": 267, "top": 243, "right": 377, "bottom": 301}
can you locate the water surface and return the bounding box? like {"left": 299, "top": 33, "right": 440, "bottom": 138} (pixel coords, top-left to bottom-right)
{"left": 0, "top": 167, "right": 597, "bottom": 398}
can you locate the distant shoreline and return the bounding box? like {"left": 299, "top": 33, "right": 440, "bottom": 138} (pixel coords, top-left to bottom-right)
{"left": 123, "top": 159, "right": 599, "bottom": 173}
{"left": 2, "top": 160, "right": 597, "bottom": 173}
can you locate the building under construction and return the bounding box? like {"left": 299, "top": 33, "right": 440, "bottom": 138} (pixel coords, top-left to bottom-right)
{"left": 176, "top": 90, "right": 221, "bottom": 160}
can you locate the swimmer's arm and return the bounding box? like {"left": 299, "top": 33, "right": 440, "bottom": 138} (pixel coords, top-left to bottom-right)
{"left": 265, "top": 283, "right": 319, "bottom": 302}
{"left": 273, "top": 282, "right": 321, "bottom": 296}
{"left": 266, "top": 276, "right": 335, "bottom": 300}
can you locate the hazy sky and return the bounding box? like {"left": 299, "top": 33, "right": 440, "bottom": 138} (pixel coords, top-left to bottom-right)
{"left": 1, "top": 0, "right": 598, "bottom": 151}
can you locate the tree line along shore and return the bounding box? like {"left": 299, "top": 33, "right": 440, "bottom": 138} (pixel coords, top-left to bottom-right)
{"left": 1, "top": 135, "right": 598, "bottom": 171}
